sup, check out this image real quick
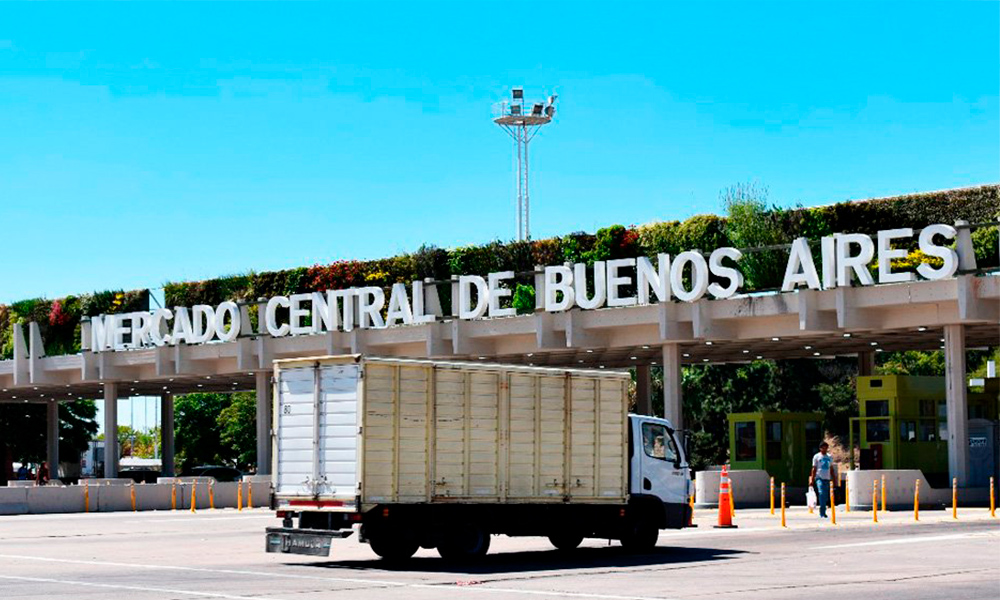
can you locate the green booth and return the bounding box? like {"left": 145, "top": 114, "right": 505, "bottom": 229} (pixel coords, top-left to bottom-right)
{"left": 850, "top": 375, "right": 999, "bottom": 488}
{"left": 728, "top": 412, "right": 825, "bottom": 486}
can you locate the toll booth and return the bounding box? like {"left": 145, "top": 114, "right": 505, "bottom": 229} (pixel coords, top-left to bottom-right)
{"left": 728, "top": 412, "right": 825, "bottom": 486}
{"left": 850, "top": 375, "right": 999, "bottom": 488}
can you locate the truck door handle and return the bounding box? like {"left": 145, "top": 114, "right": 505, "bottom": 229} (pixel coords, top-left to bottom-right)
{"left": 643, "top": 478, "right": 651, "bottom": 491}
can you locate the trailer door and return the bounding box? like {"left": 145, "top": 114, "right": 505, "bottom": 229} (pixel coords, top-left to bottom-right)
{"left": 275, "top": 364, "right": 360, "bottom": 500}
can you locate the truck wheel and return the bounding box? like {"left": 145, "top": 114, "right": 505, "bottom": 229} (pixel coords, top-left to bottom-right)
{"left": 368, "top": 527, "right": 419, "bottom": 561}
{"left": 548, "top": 532, "right": 584, "bottom": 552}
{"left": 437, "top": 523, "right": 490, "bottom": 561}
{"left": 620, "top": 522, "right": 658, "bottom": 552}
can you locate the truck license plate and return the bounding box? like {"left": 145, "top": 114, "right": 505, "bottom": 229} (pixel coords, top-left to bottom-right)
{"left": 265, "top": 528, "right": 334, "bottom": 557}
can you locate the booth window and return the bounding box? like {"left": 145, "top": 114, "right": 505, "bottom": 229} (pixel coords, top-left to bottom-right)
{"left": 734, "top": 422, "right": 757, "bottom": 461}
{"left": 866, "top": 400, "right": 889, "bottom": 417}
{"left": 867, "top": 420, "right": 890, "bottom": 442}
{"left": 899, "top": 420, "right": 917, "bottom": 442}
{"left": 919, "top": 420, "right": 936, "bottom": 442}
{"left": 805, "top": 421, "right": 822, "bottom": 451}
{"left": 765, "top": 421, "right": 782, "bottom": 460}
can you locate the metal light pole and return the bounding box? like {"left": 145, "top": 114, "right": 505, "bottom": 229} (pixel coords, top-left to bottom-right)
{"left": 493, "top": 88, "right": 557, "bottom": 241}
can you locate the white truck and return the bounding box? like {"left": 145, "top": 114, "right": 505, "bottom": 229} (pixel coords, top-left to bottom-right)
{"left": 265, "top": 355, "right": 691, "bottom": 560}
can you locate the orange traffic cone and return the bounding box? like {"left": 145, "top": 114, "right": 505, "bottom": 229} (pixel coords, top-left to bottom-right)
{"left": 714, "top": 465, "right": 737, "bottom": 528}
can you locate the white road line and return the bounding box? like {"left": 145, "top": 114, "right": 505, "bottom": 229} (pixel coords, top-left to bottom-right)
{"left": 814, "top": 532, "right": 994, "bottom": 549}
{"left": 0, "top": 554, "right": 680, "bottom": 600}
{"left": 0, "top": 574, "right": 293, "bottom": 600}
{"left": 0, "top": 553, "right": 406, "bottom": 586}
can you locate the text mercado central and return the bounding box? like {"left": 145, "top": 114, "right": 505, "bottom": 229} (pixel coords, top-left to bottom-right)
{"left": 90, "top": 224, "right": 963, "bottom": 352}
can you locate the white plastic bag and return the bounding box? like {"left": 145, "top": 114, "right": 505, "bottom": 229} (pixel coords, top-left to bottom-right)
{"left": 806, "top": 487, "right": 818, "bottom": 509}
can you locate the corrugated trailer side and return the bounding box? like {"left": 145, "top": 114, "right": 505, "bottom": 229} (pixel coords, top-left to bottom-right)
{"left": 358, "top": 358, "right": 629, "bottom": 509}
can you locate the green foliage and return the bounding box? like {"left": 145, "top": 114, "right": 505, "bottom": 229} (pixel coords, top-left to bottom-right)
{"left": 174, "top": 393, "right": 233, "bottom": 472}
{"left": 722, "top": 182, "right": 786, "bottom": 290}
{"left": 172, "top": 391, "right": 258, "bottom": 472}
{"left": 972, "top": 225, "right": 999, "bottom": 269}
{"left": 587, "top": 225, "right": 640, "bottom": 263}
{"left": 675, "top": 358, "right": 857, "bottom": 470}
{"left": 0, "top": 399, "right": 97, "bottom": 466}
{"left": 512, "top": 284, "right": 535, "bottom": 315}
{"left": 1, "top": 184, "right": 996, "bottom": 361}
{"left": 218, "top": 392, "right": 258, "bottom": 470}
{"left": 875, "top": 351, "right": 946, "bottom": 376}
{"left": 116, "top": 425, "right": 160, "bottom": 459}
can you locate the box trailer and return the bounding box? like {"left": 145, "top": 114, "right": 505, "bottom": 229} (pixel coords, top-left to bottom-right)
{"left": 265, "top": 355, "right": 691, "bottom": 560}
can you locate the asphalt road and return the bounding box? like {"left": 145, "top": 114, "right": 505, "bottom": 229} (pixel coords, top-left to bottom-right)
{"left": 0, "top": 506, "right": 997, "bottom": 600}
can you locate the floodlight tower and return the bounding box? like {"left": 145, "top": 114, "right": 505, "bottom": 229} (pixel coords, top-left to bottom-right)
{"left": 493, "top": 88, "right": 557, "bottom": 241}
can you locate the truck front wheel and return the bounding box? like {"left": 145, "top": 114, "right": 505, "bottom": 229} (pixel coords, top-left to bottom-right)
{"left": 437, "top": 523, "right": 490, "bottom": 561}
{"left": 619, "top": 521, "right": 658, "bottom": 552}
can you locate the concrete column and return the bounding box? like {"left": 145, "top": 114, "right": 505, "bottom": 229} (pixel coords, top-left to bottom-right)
{"left": 160, "top": 393, "right": 175, "bottom": 477}
{"left": 858, "top": 351, "right": 875, "bottom": 377}
{"left": 635, "top": 365, "right": 651, "bottom": 416}
{"left": 103, "top": 383, "right": 119, "bottom": 478}
{"left": 662, "top": 344, "right": 683, "bottom": 430}
{"left": 944, "top": 324, "right": 969, "bottom": 486}
{"left": 256, "top": 371, "right": 273, "bottom": 475}
{"left": 46, "top": 401, "right": 59, "bottom": 479}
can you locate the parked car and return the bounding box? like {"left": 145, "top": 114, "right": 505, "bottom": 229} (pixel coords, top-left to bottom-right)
{"left": 119, "top": 467, "right": 160, "bottom": 484}
{"left": 187, "top": 465, "right": 243, "bottom": 482}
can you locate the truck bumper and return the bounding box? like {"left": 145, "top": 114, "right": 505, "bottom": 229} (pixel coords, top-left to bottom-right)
{"left": 264, "top": 527, "right": 353, "bottom": 557}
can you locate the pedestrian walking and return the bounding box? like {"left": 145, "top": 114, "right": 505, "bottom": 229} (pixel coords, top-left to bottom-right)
{"left": 809, "top": 442, "right": 836, "bottom": 519}
{"left": 35, "top": 461, "right": 50, "bottom": 486}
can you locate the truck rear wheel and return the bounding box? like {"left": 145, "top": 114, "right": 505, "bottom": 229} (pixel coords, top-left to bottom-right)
{"left": 367, "top": 526, "right": 419, "bottom": 561}
{"left": 548, "top": 532, "right": 584, "bottom": 551}
{"left": 437, "top": 523, "right": 490, "bottom": 561}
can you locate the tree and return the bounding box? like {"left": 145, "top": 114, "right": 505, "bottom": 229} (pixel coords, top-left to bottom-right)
{"left": 0, "top": 399, "right": 98, "bottom": 466}
{"left": 219, "top": 392, "right": 257, "bottom": 471}
{"left": 174, "top": 393, "right": 233, "bottom": 472}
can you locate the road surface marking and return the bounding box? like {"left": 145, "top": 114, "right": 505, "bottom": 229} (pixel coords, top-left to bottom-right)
{"left": 0, "top": 554, "right": 681, "bottom": 600}
{"left": 815, "top": 532, "right": 993, "bottom": 549}
{"left": 0, "top": 574, "right": 293, "bottom": 600}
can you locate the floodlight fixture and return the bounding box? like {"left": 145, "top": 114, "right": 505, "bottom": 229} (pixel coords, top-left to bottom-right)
{"left": 492, "top": 88, "right": 558, "bottom": 241}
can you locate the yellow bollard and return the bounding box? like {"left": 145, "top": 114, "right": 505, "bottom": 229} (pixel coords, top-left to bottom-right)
{"left": 914, "top": 479, "right": 920, "bottom": 521}
{"left": 190, "top": 483, "right": 197, "bottom": 513}
{"left": 237, "top": 480, "right": 243, "bottom": 511}
{"left": 688, "top": 491, "right": 695, "bottom": 523}
{"left": 881, "top": 474, "right": 887, "bottom": 512}
{"left": 209, "top": 481, "right": 216, "bottom": 510}
{"left": 729, "top": 482, "right": 735, "bottom": 518}
{"left": 872, "top": 480, "right": 878, "bottom": 523}
{"left": 845, "top": 478, "right": 850, "bottom": 512}
{"left": 990, "top": 477, "right": 995, "bottom": 518}
{"left": 130, "top": 482, "right": 136, "bottom": 512}
{"left": 780, "top": 483, "right": 787, "bottom": 528}
{"left": 171, "top": 482, "right": 177, "bottom": 510}
{"left": 770, "top": 477, "right": 775, "bottom": 515}
{"left": 247, "top": 481, "right": 253, "bottom": 509}
{"left": 83, "top": 481, "right": 90, "bottom": 513}
{"left": 829, "top": 484, "right": 836, "bottom": 525}
{"left": 952, "top": 477, "right": 958, "bottom": 519}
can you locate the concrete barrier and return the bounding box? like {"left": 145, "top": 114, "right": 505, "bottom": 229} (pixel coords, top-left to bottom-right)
{"left": 846, "top": 469, "right": 992, "bottom": 509}
{"left": 695, "top": 469, "right": 773, "bottom": 508}
{"left": 0, "top": 487, "right": 29, "bottom": 514}
{"left": 0, "top": 479, "right": 273, "bottom": 515}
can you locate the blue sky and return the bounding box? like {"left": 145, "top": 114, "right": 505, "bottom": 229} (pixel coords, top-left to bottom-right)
{"left": 1, "top": 1, "right": 998, "bottom": 306}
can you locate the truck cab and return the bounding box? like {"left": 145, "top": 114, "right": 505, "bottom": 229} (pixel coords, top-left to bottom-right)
{"left": 628, "top": 414, "right": 692, "bottom": 532}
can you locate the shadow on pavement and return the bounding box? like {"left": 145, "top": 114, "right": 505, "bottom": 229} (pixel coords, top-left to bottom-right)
{"left": 301, "top": 545, "right": 747, "bottom": 574}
